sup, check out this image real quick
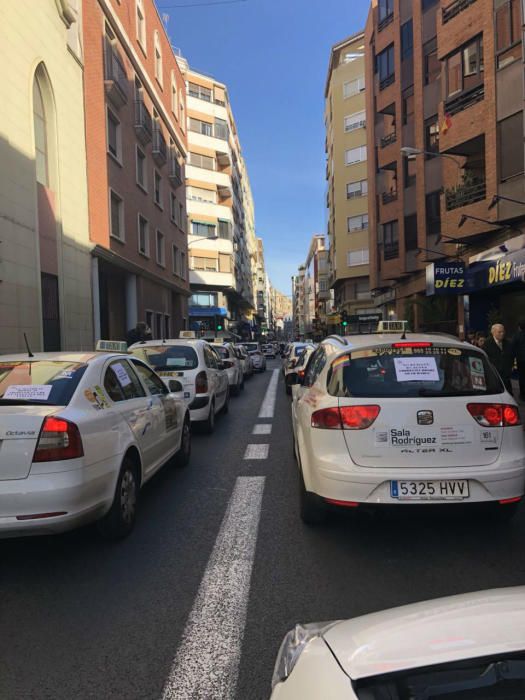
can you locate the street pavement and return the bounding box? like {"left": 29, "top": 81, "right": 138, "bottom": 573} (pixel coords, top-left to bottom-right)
{"left": 2, "top": 360, "right": 525, "bottom": 699}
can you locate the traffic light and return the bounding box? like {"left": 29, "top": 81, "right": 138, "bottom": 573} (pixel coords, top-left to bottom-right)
{"left": 214, "top": 315, "right": 224, "bottom": 332}
{"left": 341, "top": 310, "right": 349, "bottom": 328}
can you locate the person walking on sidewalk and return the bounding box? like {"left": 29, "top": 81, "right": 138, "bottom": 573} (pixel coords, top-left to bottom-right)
{"left": 484, "top": 323, "right": 514, "bottom": 396}
{"left": 512, "top": 319, "right": 525, "bottom": 401}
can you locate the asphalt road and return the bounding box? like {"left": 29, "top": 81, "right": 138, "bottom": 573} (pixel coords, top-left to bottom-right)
{"left": 2, "top": 360, "right": 525, "bottom": 699}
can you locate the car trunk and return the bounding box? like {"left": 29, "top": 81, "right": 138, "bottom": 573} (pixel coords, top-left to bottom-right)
{"left": 158, "top": 370, "right": 195, "bottom": 404}
{"left": 0, "top": 406, "right": 59, "bottom": 480}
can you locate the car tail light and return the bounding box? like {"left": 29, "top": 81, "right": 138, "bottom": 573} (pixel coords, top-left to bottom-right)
{"left": 467, "top": 403, "right": 521, "bottom": 427}
{"left": 311, "top": 405, "right": 380, "bottom": 430}
{"left": 195, "top": 371, "right": 208, "bottom": 394}
{"left": 392, "top": 342, "right": 432, "bottom": 348}
{"left": 33, "top": 416, "right": 84, "bottom": 462}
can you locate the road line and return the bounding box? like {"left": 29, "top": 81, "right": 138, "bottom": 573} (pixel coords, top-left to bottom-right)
{"left": 161, "top": 476, "right": 265, "bottom": 700}
{"left": 244, "top": 443, "right": 269, "bottom": 460}
{"left": 253, "top": 423, "right": 272, "bottom": 435}
{"left": 258, "top": 368, "right": 279, "bottom": 418}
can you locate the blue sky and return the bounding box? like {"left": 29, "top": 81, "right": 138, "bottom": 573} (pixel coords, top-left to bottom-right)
{"left": 161, "top": 0, "right": 369, "bottom": 295}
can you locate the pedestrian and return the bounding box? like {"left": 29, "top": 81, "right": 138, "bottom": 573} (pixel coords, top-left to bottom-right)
{"left": 126, "top": 321, "right": 152, "bottom": 346}
{"left": 483, "top": 323, "right": 514, "bottom": 395}
{"left": 512, "top": 319, "right": 525, "bottom": 401}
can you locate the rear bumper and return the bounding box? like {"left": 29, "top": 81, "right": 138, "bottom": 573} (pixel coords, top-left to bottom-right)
{"left": 189, "top": 395, "right": 210, "bottom": 420}
{"left": 0, "top": 458, "right": 118, "bottom": 538}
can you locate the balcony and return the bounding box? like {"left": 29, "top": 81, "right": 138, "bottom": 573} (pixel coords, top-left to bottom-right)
{"left": 152, "top": 127, "right": 167, "bottom": 167}
{"left": 445, "top": 84, "right": 484, "bottom": 117}
{"left": 380, "top": 131, "right": 396, "bottom": 148}
{"left": 384, "top": 242, "right": 399, "bottom": 260}
{"left": 382, "top": 190, "right": 398, "bottom": 205}
{"left": 445, "top": 179, "right": 486, "bottom": 211}
{"left": 442, "top": 0, "right": 476, "bottom": 24}
{"left": 134, "top": 100, "right": 152, "bottom": 144}
{"left": 104, "top": 42, "right": 128, "bottom": 108}
{"left": 169, "top": 153, "right": 183, "bottom": 187}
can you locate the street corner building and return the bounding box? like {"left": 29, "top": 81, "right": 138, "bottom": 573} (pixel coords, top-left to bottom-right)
{"left": 83, "top": 0, "right": 190, "bottom": 342}
{"left": 0, "top": 0, "right": 93, "bottom": 353}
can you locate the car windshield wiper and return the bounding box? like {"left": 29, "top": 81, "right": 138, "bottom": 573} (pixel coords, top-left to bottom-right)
{"left": 418, "top": 389, "right": 488, "bottom": 397}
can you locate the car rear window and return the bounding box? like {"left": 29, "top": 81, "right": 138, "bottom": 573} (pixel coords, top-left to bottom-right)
{"left": 327, "top": 344, "right": 503, "bottom": 398}
{"left": 130, "top": 346, "right": 199, "bottom": 371}
{"left": 0, "top": 361, "right": 87, "bottom": 405}
{"left": 293, "top": 345, "right": 307, "bottom": 357}
{"left": 213, "top": 346, "right": 229, "bottom": 359}
{"left": 243, "top": 344, "right": 259, "bottom": 353}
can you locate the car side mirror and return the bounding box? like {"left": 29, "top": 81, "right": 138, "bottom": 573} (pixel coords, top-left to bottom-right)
{"left": 168, "top": 379, "right": 183, "bottom": 393}
{"left": 286, "top": 372, "right": 302, "bottom": 387}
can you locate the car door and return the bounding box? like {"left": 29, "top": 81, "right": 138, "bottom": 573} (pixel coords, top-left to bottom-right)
{"left": 294, "top": 347, "right": 328, "bottom": 447}
{"left": 129, "top": 359, "right": 182, "bottom": 472}
{"left": 204, "top": 345, "right": 224, "bottom": 411}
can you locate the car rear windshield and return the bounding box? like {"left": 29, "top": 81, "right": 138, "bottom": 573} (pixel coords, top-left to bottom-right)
{"left": 0, "top": 361, "right": 87, "bottom": 405}
{"left": 327, "top": 344, "right": 503, "bottom": 398}
{"left": 130, "top": 346, "right": 199, "bottom": 371}
{"left": 243, "top": 344, "right": 259, "bottom": 353}
{"left": 293, "top": 345, "right": 307, "bottom": 357}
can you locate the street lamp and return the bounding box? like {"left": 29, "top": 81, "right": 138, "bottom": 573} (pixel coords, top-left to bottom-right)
{"left": 400, "top": 146, "right": 463, "bottom": 170}
{"left": 187, "top": 235, "right": 219, "bottom": 246}
{"left": 488, "top": 194, "right": 525, "bottom": 210}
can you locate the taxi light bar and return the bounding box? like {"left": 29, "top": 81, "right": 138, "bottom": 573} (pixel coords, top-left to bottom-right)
{"left": 96, "top": 340, "right": 128, "bottom": 353}
{"left": 392, "top": 342, "right": 432, "bottom": 348}
{"left": 33, "top": 416, "right": 84, "bottom": 462}
{"left": 311, "top": 405, "right": 380, "bottom": 430}
{"left": 466, "top": 403, "right": 521, "bottom": 427}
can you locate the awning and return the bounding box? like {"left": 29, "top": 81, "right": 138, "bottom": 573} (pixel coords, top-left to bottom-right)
{"left": 189, "top": 306, "right": 228, "bottom": 317}
{"left": 190, "top": 219, "right": 216, "bottom": 227}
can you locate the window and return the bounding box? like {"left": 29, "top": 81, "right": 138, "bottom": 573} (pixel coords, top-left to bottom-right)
{"left": 404, "top": 214, "right": 418, "bottom": 251}
{"left": 303, "top": 347, "right": 327, "bottom": 388}
{"left": 498, "top": 111, "right": 525, "bottom": 180}
{"left": 378, "top": 0, "right": 394, "bottom": 23}
{"left": 404, "top": 154, "right": 416, "bottom": 187}
{"left": 110, "top": 190, "right": 124, "bottom": 240}
{"left": 138, "top": 215, "right": 149, "bottom": 256}
{"left": 347, "top": 249, "right": 370, "bottom": 267}
{"left": 136, "top": 0, "right": 146, "bottom": 51}
{"left": 345, "top": 145, "right": 367, "bottom": 165}
{"left": 154, "top": 170, "right": 162, "bottom": 207}
{"left": 496, "top": 0, "right": 522, "bottom": 68}
{"left": 402, "top": 86, "right": 414, "bottom": 125}
{"left": 446, "top": 36, "right": 484, "bottom": 98}
{"left": 382, "top": 220, "right": 399, "bottom": 259}
{"left": 188, "top": 186, "right": 217, "bottom": 203}
{"left": 344, "top": 110, "right": 366, "bottom": 132}
{"left": 179, "top": 204, "right": 185, "bottom": 233}
{"left": 401, "top": 20, "right": 413, "bottom": 59}
{"left": 171, "top": 73, "right": 178, "bottom": 116}
{"left": 424, "top": 116, "right": 439, "bottom": 154}
{"left": 218, "top": 219, "right": 232, "bottom": 239}
{"left": 104, "top": 361, "right": 145, "bottom": 402}
{"left": 188, "top": 82, "right": 212, "bottom": 101}
{"left": 172, "top": 244, "right": 181, "bottom": 275}
{"left": 179, "top": 88, "right": 185, "bottom": 128}
{"left": 106, "top": 108, "right": 121, "bottom": 160}
{"left": 214, "top": 118, "right": 228, "bottom": 140}
{"left": 219, "top": 253, "right": 231, "bottom": 272}
{"left": 188, "top": 152, "right": 215, "bottom": 170}
{"left": 377, "top": 44, "right": 395, "bottom": 89}
{"left": 191, "top": 221, "right": 216, "bottom": 237}
{"left": 192, "top": 256, "right": 218, "bottom": 271}
{"left": 424, "top": 39, "right": 440, "bottom": 84}
{"left": 170, "top": 193, "right": 178, "bottom": 225}
{"left": 131, "top": 360, "right": 168, "bottom": 395}
{"left": 348, "top": 214, "right": 369, "bottom": 232}
{"left": 422, "top": 0, "right": 438, "bottom": 9}
{"left": 180, "top": 252, "right": 186, "bottom": 279}
{"left": 155, "top": 312, "right": 163, "bottom": 342}
{"left": 204, "top": 345, "right": 218, "bottom": 369}
{"left": 191, "top": 293, "right": 217, "bottom": 306}
{"left": 189, "top": 117, "right": 212, "bottom": 136}
{"left": 156, "top": 229, "right": 165, "bottom": 266}
{"left": 426, "top": 191, "right": 441, "bottom": 235}
{"left": 136, "top": 146, "right": 146, "bottom": 190}
{"left": 33, "top": 71, "right": 49, "bottom": 187}
{"left": 347, "top": 180, "right": 368, "bottom": 198}
{"left": 343, "top": 76, "right": 365, "bottom": 98}
{"left": 154, "top": 31, "right": 162, "bottom": 86}
{"left": 343, "top": 51, "right": 364, "bottom": 63}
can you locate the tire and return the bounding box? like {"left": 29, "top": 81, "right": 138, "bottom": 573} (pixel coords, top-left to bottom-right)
{"left": 203, "top": 400, "right": 215, "bottom": 434}
{"left": 98, "top": 458, "right": 139, "bottom": 539}
{"left": 174, "top": 415, "right": 191, "bottom": 467}
{"left": 222, "top": 388, "right": 230, "bottom": 414}
{"left": 299, "top": 468, "right": 326, "bottom": 526}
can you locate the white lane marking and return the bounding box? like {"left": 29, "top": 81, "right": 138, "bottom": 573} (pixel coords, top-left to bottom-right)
{"left": 258, "top": 368, "right": 279, "bottom": 419}
{"left": 244, "top": 444, "right": 269, "bottom": 460}
{"left": 253, "top": 423, "right": 272, "bottom": 435}
{"left": 161, "top": 476, "right": 265, "bottom": 700}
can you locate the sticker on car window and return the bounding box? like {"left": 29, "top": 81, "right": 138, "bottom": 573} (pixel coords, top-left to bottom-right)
{"left": 4, "top": 384, "right": 52, "bottom": 401}
{"left": 167, "top": 358, "right": 188, "bottom": 368}
{"left": 468, "top": 356, "right": 486, "bottom": 390}
{"left": 394, "top": 357, "right": 439, "bottom": 382}
{"left": 112, "top": 362, "right": 132, "bottom": 387}
{"left": 84, "top": 386, "right": 110, "bottom": 410}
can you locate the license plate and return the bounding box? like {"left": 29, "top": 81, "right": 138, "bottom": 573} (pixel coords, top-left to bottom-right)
{"left": 390, "top": 480, "right": 469, "bottom": 500}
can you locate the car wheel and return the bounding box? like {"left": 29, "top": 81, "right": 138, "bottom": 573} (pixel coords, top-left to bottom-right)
{"left": 299, "top": 468, "right": 326, "bottom": 526}
{"left": 98, "top": 458, "right": 139, "bottom": 539}
{"left": 203, "top": 400, "right": 215, "bottom": 434}
{"left": 222, "top": 388, "right": 230, "bottom": 414}
{"left": 174, "top": 415, "right": 191, "bottom": 467}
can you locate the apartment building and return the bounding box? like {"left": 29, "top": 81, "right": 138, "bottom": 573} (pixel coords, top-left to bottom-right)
{"left": 365, "top": 0, "right": 525, "bottom": 334}
{"left": 303, "top": 235, "right": 331, "bottom": 338}
{"left": 270, "top": 288, "right": 293, "bottom": 339}
{"left": 0, "top": 0, "right": 92, "bottom": 353}
{"left": 255, "top": 238, "right": 269, "bottom": 334}
{"left": 325, "top": 32, "right": 374, "bottom": 322}
{"left": 178, "top": 59, "right": 255, "bottom": 338}
{"left": 83, "top": 0, "right": 189, "bottom": 342}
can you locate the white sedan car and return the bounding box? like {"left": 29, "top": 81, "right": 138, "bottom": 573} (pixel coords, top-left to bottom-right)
{"left": 289, "top": 333, "right": 525, "bottom": 524}
{"left": 271, "top": 586, "right": 525, "bottom": 698}
{"left": 0, "top": 348, "right": 190, "bottom": 538}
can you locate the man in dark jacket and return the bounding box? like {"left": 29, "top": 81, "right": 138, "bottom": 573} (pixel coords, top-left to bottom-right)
{"left": 484, "top": 323, "right": 514, "bottom": 395}
{"left": 126, "top": 322, "right": 152, "bottom": 346}
{"left": 512, "top": 319, "right": 525, "bottom": 400}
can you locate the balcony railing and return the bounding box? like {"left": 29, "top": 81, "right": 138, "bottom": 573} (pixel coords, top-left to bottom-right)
{"left": 152, "top": 126, "right": 167, "bottom": 167}
{"left": 380, "top": 131, "right": 397, "bottom": 148}
{"left": 382, "top": 190, "right": 398, "bottom": 204}
{"left": 442, "top": 0, "right": 476, "bottom": 23}
{"left": 378, "top": 12, "right": 394, "bottom": 31}
{"left": 104, "top": 42, "right": 128, "bottom": 108}
{"left": 169, "top": 153, "right": 183, "bottom": 186}
{"left": 134, "top": 100, "right": 152, "bottom": 144}
{"left": 445, "top": 179, "right": 486, "bottom": 211}
{"left": 379, "top": 73, "right": 395, "bottom": 91}
{"left": 445, "top": 84, "right": 484, "bottom": 117}
{"left": 384, "top": 242, "right": 399, "bottom": 260}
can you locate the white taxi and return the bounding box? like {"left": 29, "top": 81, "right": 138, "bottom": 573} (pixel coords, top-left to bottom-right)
{"left": 129, "top": 335, "right": 229, "bottom": 433}
{"left": 271, "top": 586, "right": 525, "bottom": 699}
{"left": 288, "top": 333, "right": 525, "bottom": 524}
{"left": 0, "top": 343, "right": 191, "bottom": 539}
{"left": 208, "top": 341, "right": 244, "bottom": 396}
{"left": 284, "top": 344, "right": 316, "bottom": 396}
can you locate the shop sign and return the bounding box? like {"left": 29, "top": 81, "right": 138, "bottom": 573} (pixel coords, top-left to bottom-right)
{"left": 470, "top": 248, "right": 525, "bottom": 290}
{"left": 348, "top": 314, "right": 383, "bottom": 324}
{"left": 426, "top": 261, "right": 467, "bottom": 296}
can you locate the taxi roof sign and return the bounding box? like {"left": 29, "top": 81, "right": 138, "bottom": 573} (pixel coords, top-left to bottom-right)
{"left": 96, "top": 340, "right": 128, "bottom": 353}
{"left": 376, "top": 320, "right": 408, "bottom": 333}
{"left": 179, "top": 330, "right": 196, "bottom": 339}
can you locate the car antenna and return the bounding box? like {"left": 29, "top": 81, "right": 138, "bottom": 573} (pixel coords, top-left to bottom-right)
{"left": 24, "top": 332, "right": 34, "bottom": 358}
{"left": 400, "top": 330, "right": 407, "bottom": 340}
